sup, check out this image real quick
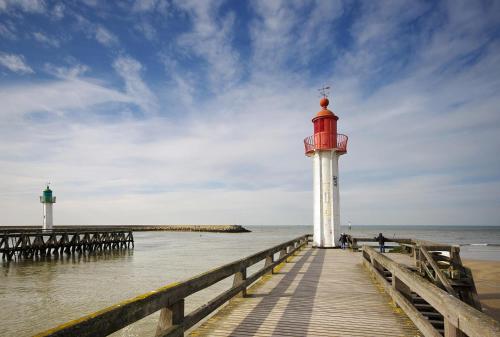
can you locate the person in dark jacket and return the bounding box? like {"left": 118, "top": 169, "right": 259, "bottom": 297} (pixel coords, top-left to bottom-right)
{"left": 339, "top": 233, "right": 347, "bottom": 249}
{"left": 375, "top": 233, "right": 386, "bottom": 252}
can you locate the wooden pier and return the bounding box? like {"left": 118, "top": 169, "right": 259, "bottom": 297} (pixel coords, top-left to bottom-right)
{"left": 32, "top": 235, "right": 499, "bottom": 337}
{"left": 0, "top": 228, "right": 134, "bottom": 261}
{"left": 192, "top": 247, "right": 421, "bottom": 336}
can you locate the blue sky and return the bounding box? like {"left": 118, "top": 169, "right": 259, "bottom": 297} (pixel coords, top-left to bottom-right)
{"left": 1, "top": 0, "right": 499, "bottom": 226}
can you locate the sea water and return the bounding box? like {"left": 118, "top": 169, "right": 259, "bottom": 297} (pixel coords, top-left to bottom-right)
{"left": 1, "top": 225, "right": 499, "bottom": 336}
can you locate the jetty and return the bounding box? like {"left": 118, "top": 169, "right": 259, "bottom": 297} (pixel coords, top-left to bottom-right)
{"left": 123, "top": 224, "right": 250, "bottom": 233}
{"left": 0, "top": 227, "right": 134, "bottom": 261}
{"left": 0, "top": 224, "right": 250, "bottom": 233}
{"left": 0, "top": 224, "right": 249, "bottom": 261}
{"left": 32, "top": 235, "right": 499, "bottom": 337}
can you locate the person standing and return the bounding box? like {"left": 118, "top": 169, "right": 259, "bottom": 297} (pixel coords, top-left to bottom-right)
{"left": 375, "top": 233, "right": 386, "bottom": 253}
{"left": 339, "top": 233, "right": 347, "bottom": 250}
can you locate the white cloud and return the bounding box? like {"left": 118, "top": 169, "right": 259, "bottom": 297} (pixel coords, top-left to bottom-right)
{"left": 95, "top": 26, "right": 118, "bottom": 46}
{"left": 0, "top": 22, "right": 16, "bottom": 39}
{"left": 172, "top": 0, "right": 241, "bottom": 90}
{"left": 44, "top": 63, "right": 90, "bottom": 79}
{"left": 132, "top": 0, "right": 168, "bottom": 13}
{"left": 249, "top": 0, "right": 343, "bottom": 72}
{"left": 33, "top": 32, "right": 60, "bottom": 47}
{"left": 0, "top": 77, "right": 131, "bottom": 120}
{"left": 0, "top": 52, "right": 34, "bottom": 74}
{"left": 0, "top": 0, "right": 46, "bottom": 13}
{"left": 72, "top": 14, "right": 120, "bottom": 48}
{"left": 52, "top": 3, "right": 64, "bottom": 19}
{"left": 134, "top": 21, "right": 156, "bottom": 40}
{"left": 81, "top": 0, "right": 98, "bottom": 7}
{"left": 113, "top": 56, "right": 159, "bottom": 115}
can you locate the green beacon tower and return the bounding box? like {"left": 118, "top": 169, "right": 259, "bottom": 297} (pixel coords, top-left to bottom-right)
{"left": 40, "top": 185, "right": 56, "bottom": 230}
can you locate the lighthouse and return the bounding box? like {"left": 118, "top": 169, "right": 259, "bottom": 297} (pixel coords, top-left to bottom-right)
{"left": 304, "top": 95, "right": 348, "bottom": 248}
{"left": 40, "top": 185, "right": 56, "bottom": 230}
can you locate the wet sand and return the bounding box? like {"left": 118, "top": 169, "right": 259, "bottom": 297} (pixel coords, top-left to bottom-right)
{"left": 464, "top": 259, "right": 500, "bottom": 321}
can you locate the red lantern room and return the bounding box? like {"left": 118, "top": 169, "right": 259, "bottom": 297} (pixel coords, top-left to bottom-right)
{"left": 313, "top": 97, "right": 338, "bottom": 150}
{"left": 304, "top": 97, "right": 348, "bottom": 156}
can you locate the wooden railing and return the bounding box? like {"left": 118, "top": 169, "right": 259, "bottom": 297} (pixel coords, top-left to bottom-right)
{"left": 362, "top": 245, "right": 500, "bottom": 337}
{"left": 33, "top": 234, "right": 311, "bottom": 337}
{"left": 346, "top": 235, "right": 412, "bottom": 251}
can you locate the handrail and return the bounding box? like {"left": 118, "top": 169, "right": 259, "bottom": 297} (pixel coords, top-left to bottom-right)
{"left": 362, "top": 245, "right": 500, "bottom": 337}
{"left": 33, "top": 234, "right": 311, "bottom": 337}
{"left": 337, "top": 133, "right": 348, "bottom": 152}
{"left": 304, "top": 135, "right": 314, "bottom": 153}
{"left": 345, "top": 235, "right": 413, "bottom": 251}
{"left": 303, "top": 133, "right": 348, "bottom": 154}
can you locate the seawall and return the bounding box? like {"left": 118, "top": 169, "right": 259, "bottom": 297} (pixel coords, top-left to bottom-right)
{"left": 125, "top": 225, "right": 251, "bottom": 233}
{"left": 0, "top": 225, "right": 251, "bottom": 233}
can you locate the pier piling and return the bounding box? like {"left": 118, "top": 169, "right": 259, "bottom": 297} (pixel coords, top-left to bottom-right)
{"left": 0, "top": 228, "right": 134, "bottom": 261}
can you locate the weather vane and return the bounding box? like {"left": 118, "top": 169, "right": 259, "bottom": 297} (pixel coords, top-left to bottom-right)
{"left": 318, "top": 85, "right": 331, "bottom": 98}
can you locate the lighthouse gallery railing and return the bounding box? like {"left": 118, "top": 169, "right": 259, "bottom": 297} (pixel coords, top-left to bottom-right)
{"left": 304, "top": 133, "right": 348, "bottom": 154}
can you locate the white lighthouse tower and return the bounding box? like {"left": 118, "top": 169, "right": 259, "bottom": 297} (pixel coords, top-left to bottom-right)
{"left": 304, "top": 94, "right": 348, "bottom": 248}
{"left": 40, "top": 185, "right": 56, "bottom": 230}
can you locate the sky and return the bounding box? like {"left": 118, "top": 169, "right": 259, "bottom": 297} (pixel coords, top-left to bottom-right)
{"left": 1, "top": 0, "right": 499, "bottom": 227}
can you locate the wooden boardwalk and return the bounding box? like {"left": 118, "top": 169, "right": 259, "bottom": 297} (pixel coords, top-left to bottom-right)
{"left": 190, "top": 247, "right": 422, "bottom": 337}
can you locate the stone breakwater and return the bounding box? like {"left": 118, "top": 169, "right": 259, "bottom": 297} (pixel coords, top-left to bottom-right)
{"left": 126, "top": 225, "right": 251, "bottom": 233}
{"left": 0, "top": 225, "right": 251, "bottom": 233}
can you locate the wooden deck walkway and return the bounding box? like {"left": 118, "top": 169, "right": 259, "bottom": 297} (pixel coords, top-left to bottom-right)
{"left": 190, "top": 247, "right": 422, "bottom": 337}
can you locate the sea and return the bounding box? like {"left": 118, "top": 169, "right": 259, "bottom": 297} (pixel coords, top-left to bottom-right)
{"left": 1, "top": 225, "right": 499, "bottom": 337}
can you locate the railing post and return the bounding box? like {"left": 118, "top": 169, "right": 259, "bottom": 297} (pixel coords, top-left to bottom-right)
{"left": 444, "top": 319, "right": 465, "bottom": 337}
{"left": 233, "top": 267, "right": 247, "bottom": 297}
{"left": 264, "top": 254, "right": 274, "bottom": 275}
{"left": 278, "top": 246, "right": 287, "bottom": 264}
{"left": 155, "top": 299, "right": 184, "bottom": 337}
{"left": 392, "top": 275, "right": 411, "bottom": 302}
{"left": 414, "top": 245, "right": 421, "bottom": 271}
{"left": 352, "top": 239, "right": 358, "bottom": 252}
{"left": 373, "top": 258, "right": 384, "bottom": 273}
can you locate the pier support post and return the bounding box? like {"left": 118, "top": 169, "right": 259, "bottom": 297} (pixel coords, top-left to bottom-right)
{"left": 155, "top": 299, "right": 184, "bottom": 337}
{"left": 233, "top": 268, "right": 247, "bottom": 297}
{"left": 444, "top": 319, "right": 464, "bottom": 337}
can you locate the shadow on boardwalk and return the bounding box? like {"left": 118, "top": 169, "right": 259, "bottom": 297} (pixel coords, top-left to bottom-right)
{"left": 230, "top": 248, "right": 325, "bottom": 336}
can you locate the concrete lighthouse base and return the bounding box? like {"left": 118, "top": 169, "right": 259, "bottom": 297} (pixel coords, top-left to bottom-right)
{"left": 313, "top": 150, "right": 341, "bottom": 248}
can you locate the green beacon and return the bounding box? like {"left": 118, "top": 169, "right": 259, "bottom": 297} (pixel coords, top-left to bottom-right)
{"left": 40, "top": 185, "right": 56, "bottom": 230}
